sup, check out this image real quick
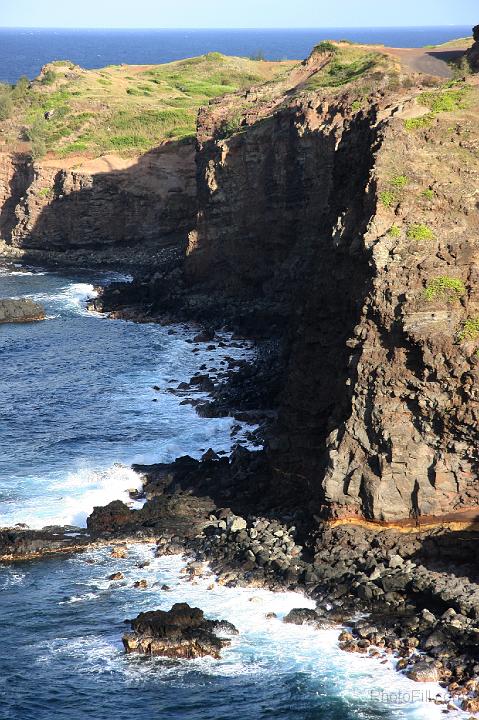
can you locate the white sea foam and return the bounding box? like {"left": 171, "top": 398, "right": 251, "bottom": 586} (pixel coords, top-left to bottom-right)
{"left": 34, "top": 547, "right": 466, "bottom": 718}
{"left": 26, "top": 281, "right": 97, "bottom": 315}
{"left": 2, "top": 463, "right": 144, "bottom": 529}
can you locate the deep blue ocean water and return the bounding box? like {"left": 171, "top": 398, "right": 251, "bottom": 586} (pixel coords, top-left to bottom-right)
{"left": 0, "top": 265, "right": 464, "bottom": 719}
{"left": 0, "top": 26, "right": 473, "bottom": 83}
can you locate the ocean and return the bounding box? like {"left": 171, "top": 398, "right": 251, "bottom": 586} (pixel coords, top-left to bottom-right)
{"left": 0, "top": 26, "right": 473, "bottom": 83}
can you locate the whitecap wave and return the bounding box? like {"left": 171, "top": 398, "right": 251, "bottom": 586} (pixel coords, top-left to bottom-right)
{"left": 26, "top": 282, "right": 97, "bottom": 316}
{"left": 0, "top": 463, "right": 144, "bottom": 529}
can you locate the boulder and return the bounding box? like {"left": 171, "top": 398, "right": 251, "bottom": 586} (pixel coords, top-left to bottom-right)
{"left": 0, "top": 298, "right": 45, "bottom": 324}
{"left": 406, "top": 661, "right": 440, "bottom": 682}
{"left": 122, "top": 602, "right": 238, "bottom": 659}
{"left": 283, "top": 608, "right": 320, "bottom": 626}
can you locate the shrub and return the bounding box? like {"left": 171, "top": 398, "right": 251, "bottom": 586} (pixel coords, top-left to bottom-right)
{"left": 0, "top": 93, "right": 13, "bottom": 120}
{"left": 218, "top": 111, "right": 245, "bottom": 138}
{"left": 407, "top": 223, "right": 435, "bottom": 241}
{"left": 37, "top": 186, "right": 52, "bottom": 198}
{"left": 388, "top": 225, "right": 401, "bottom": 238}
{"left": 25, "top": 117, "right": 48, "bottom": 159}
{"left": 390, "top": 175, "right": 408, "bottom": 189}
{"left": 41, "top": 70, "right": 57, "bottom": 85}
{"left": 351, "top": 100, "right": 362, "bottom": 112}
{"left": 424, "top": 276, "right": 466, "bottom": 303}
{"left": 12, "top": 76, "right": 30, "bottom": 100}
{"left": 313, "top": 41, "right": 338, "bottom": 54}
{"left": 379, "top": 190, "right": 396, "bottom": 208}
{"left": 422, "top": 188, "right": 435, "bottom": 200}
{"left": 404, "top": 115, "right": 433, "bottom": 131}
{"left": 458, "top": 317, "right": 479, "bottom": 342}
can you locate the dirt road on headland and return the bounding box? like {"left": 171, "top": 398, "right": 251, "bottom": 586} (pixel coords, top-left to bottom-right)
{"left": 385, "top": 46, "right": 468, "bottom": 78}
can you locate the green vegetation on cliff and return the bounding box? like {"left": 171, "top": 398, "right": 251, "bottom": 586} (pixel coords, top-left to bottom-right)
{"left": 0, "top": 55, "right": 293, "bottom": 159}
{"left": 305, "top": 44, "right": 384, "bottom": 90}
{"left": 404, "top": 85, "right": 471, "bottom": 130}
{"left": 424, "top": 276, "right": 466, "bottom": 303}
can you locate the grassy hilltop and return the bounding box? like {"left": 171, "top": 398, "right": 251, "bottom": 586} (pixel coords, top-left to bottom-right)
{"left": 0, "top": 35, "right": 474, "bottom": 162}
{"left": 0, "top": 53, "right": 294, "bottom": 159}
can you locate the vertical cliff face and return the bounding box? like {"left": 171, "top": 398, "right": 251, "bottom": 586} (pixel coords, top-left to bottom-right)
{"left": 0, "top": 153, "right": 33, "bottom": 244}
{"left": 0, "top": 143, "right": 196, "bottom": 266}
{"left": 189, "top": 55, "right": 479, "bottom": 523}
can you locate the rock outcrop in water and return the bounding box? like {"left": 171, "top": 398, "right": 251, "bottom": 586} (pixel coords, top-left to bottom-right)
{"left": 0, "top": 297, "right": 45, "bottom": 323}
{"left": 123, "top": 602, "right": 238, "bottom": 659}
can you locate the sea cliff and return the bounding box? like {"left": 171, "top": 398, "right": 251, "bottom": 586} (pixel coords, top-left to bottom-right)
{"left": 3, "top": 33, "right": 479, "bottom": 711}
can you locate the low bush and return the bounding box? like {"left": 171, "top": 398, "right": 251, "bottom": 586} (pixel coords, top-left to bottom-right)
{"left": 390, "top": 174, "right": 408, "bottom": 189}
{"left": 0, "top": 93, "right": 13, "bottom": 120}
{"left": 379, "top": 190, "right": 396, "bottom": 208}
{"left": 25, "top": 117, "right": 48, "bottom": 159}
{"left": 458, "top": 316, "right": 479, "bottom": 342}
{"left": 313, "top": 41, "right": 338, "bottom": 54}
{"left": 407, "top": 224, "right": 435, "bottom": 241}
{"left": 424, "top": 276, "right": 466, "bottom": 303}
{"left": 41, "top": 70, "right": 57, "bottom": 85}
{"left": 388, "top": 225, "right": 401, "bottom": 238}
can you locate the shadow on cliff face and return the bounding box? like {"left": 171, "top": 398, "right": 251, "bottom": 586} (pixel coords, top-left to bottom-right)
{"left": 265, "top": 111, "right": 379, "bottom": 508}
{"left": 2, "top": 140, "right": 197, "bottom": 266}
{"left": 411, "top": 524, "right": 479, "bottom": 586}
{"left": 0, "top": 152, "right": 33, "bottom": 243}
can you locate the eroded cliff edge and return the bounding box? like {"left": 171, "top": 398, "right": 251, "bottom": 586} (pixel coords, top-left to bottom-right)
{"left": 96, "top": 41, "right": 479, "bottom": 525}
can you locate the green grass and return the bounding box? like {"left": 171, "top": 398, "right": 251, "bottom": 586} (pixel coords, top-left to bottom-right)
{"left": 405, "top": 86, "right": 470, "bottom": 131}
{"left": 419, "top": 87, "right": 470, "bottom": 114}
{"left": 37, "top": 187, "right": 52, "bottom": 198}
{"left": 407, "top": 224, "right": 435, "bottom": 241}
{"left": 424, "top": 276, "right": 466, "bottom": 303}
{"left": 2, "top": 54, "right": 291, "bottom": 158}
{"left": 422, "top": 188, "right": 435, "bottom": 200}
{"left": 404, "top": 115, "right": 433, "bottom": 131}
{"left": 313, "top": 41, "right": 338, "bottom": 55}
{"left": 307, "top": 52, "right": 377, "bottom": 89}
{"left": 458, "top": 317, "right": 479, "bottom": 342}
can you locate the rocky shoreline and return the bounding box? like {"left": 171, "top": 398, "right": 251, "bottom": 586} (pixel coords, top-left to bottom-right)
{"left": 4, "top": 433, "right": 479, "bottom": 712}
{"left": 2, "top": 285, "right": 479, "bottom": 713}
